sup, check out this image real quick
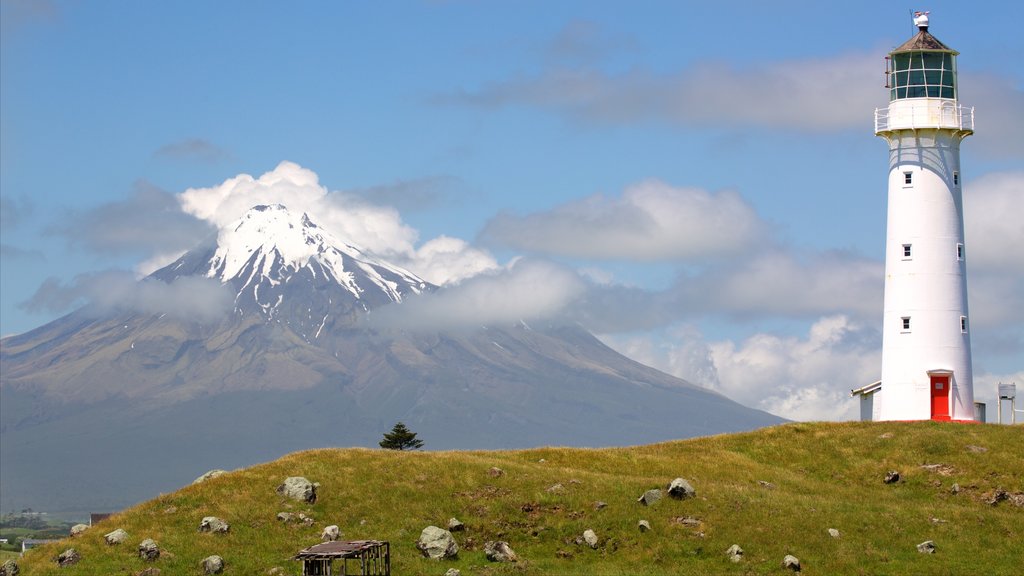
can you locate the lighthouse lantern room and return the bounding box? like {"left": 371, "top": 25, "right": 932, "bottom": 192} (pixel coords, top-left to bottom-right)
{"left": 875, "top": 12, "right": 976, "bottom": 421}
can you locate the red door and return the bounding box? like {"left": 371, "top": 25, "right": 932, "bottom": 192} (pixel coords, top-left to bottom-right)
{"left": 930, "top": 376, "right": 950, "bottom": 421}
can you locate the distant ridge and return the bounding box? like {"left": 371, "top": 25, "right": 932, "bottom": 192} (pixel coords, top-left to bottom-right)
{"left": 0, "top": 204, "right": 783, "bottom": 515}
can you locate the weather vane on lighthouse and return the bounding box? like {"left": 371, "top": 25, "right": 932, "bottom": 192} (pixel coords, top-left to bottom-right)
{"left": 872, "top": 11, "right": 977, "bottom": 421}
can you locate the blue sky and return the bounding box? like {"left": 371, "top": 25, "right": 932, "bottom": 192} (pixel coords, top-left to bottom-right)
{"left": 2, "top": 0, "right": 1021, "bottom": 420}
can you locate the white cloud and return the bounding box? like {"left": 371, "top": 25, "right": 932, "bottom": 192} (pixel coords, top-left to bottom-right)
{"left": 601, "top": 316, "right": 880, "bottom": 421}
{"left": 482, "top": 179, "right": 770, "bottom": 260}
{"left": 396, "top": 236, "right": 499, "bottom": 286}
{"left": 367, "top": 259, "right": 585, "bottom": 332}
{"left": 965, "top": 171, "right": 1024, "bottom": 272}
{"left": 443, "top": 51, "right": 882, "bottom": 132}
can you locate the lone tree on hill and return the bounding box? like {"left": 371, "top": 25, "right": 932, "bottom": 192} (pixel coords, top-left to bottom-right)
{"left": 379, "top": 422, "right": 424, "bottom": 451}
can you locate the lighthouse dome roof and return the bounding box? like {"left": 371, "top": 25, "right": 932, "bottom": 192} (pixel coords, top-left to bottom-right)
{"left": 892, "top": 29, "right": 957, "bottom": 54}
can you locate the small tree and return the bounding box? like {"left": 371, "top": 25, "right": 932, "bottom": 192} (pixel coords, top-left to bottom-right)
{"left": 379, "top": 421, "right": 424, "bottom": 451}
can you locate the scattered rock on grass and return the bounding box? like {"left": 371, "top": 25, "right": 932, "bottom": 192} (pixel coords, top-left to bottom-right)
{"left": 667, "top": 478, "right": 696, "bottom": 499}
{"left": 70, "top": 524, "right": 88, "bottom": 537}
{"left": 447, "top": 518, "right": 465, "bottom": 532}
{"left": 193, "top": 470, "right": 227, "bottom": 484}
{"left": 135, "top": 568, "right": 161, "bottom": 576}
{"left": 594, "top": 501, "right": 608, "bottom": 510}
{"left": 199, "top": 516, "right": 230, "bottom": 534}
{"left": 484, "top": 540, "right": 518, "bottom": 562}
{"left": 782, "top": 554, "right": 801, "bottom": 572}
{"left": 884, "top": 471, "right": 901, "bottom": 484}
{"left": 965, "top": 445, "right": 987, "bottom": 453}
{"left": 637, "top": 489, "right": 662, "bottom": 506}
{"left": 56, "top": 548, "right": 81, "bottom": 568}
{"left": 138, "top": 539, "right": 160, "bottom": 561}
{"left": 276, "top": 512, "right": 295, "bottom": 522}
{"left": 987, "top": 489, "right": 1009, "bottom": 506}
{"left": 547, "top": 483, "right": 564, "bottom": 493}
{"left": 917, "top": 540, "right": 936, "bottom": 554}
{"left": 638, "top": 520, "right": 651, "bottom": 532}
{"left": 444, "top": 569, "right": 461, "bottom": 576}
{"left": 276, "top": 477, "right": 318, "bottom": 503}
{"left": 105, "top": 528, "right": 128, "bottom": 545}
{"left": 201, "top": 555, "right": 224, "bottom": 574}
{"left": 582, "top": 529, "right": 598, "bottom": 549}
{"left": 488, "top": 467, "right": 504, "bottom": 478}
{"left": 757, "top": 480, "right": 776, "bottom": 489}
{"left": 322, "top": 525, "right": 340, "bottom": 541}
{"left": 0, "top": 559, "right": 18, "bottom": 576}
{"left": 416, "top": 526, "right": 458, "bottom": 560}
{"left": 828, "top": 528, "right": 841, "bottom": 539}
{"left": 725, "top": 544, "right": 743, "bottom": 563}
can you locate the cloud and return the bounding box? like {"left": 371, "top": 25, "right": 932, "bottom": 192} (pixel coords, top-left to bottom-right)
{"left": 20, "top": 271, "right": 233, "bottom": 322}
{"left": 0, "top": 243, "right": 44, "bottom": 260}
{"left": 0, "top": 195, "right": 33, "bottom": 229}
{"left": 395, "top": 236, "right": 499, "bottom": 286}
{"left": 545, "top": 20, "right": 635, "bottom": 66}
{"left": 349, "top": 175, "right": 465, "bottom": 212}
{"left": 602, "top": 316, "right": 880, "bottom": 421}
{"left": 480, "top": 179, "right": 770, "bottom": 261}
{"left": 959, "top": 72, "right": 1024, "bottom": 159}
{"left": 0, "top": 0, "right": 57, "bottom": 38}
{"left": 965, "top": 171, "right": 1024, "bottom": 273}
{"left": 440, "top": 51, "right": 881, "bottom": 132}
{"left": 367, "top": 259, "right": 585, "bottom": 332}
{"left": 154, "top": 138, "right": 231, "bottom": 163}
{"left": 50, "top": 180, "right": 214, "bottom": 258}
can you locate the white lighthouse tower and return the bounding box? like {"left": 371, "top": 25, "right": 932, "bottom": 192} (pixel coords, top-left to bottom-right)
{"left": 875, "top": 12, "right": 975, "bottom": 421}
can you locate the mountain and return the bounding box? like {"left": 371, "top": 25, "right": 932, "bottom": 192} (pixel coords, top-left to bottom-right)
{"left": 0, "top": 204, "right": 783, "bottom": 516}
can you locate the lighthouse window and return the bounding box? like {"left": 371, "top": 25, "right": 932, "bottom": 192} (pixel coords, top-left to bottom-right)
{"left": 902, "top": 317, "right": 911, "bottom": 332}
{"left": 903, "top": 244, "right": 912, "bottom": 258}
{"left": 904, "top": 171, "right": 913, "bottom": 185}
{"left": 957, "top": 243, "right": 964, "bottom": 260}
{"left": 953, "top": 171, "right": 959, "bottom": 185}
{"left": 890, "top": 51, "right": 956, "bottom": 101}
{"left": 961, "top": 316, "right": 968, "bottom": 333}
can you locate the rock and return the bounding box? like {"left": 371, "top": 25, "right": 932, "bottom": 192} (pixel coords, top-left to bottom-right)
{"left": 637, "top": 488, "right": 662, "bottom": 506}
{"left": 138, "top": 538, "right": 160, "bottom": 561}
{"left": 917, "top": 540, "right": 936, "bottom": 554}
{"left": 638, "top": 520, "right": 651, "bottom": 532}
{"left": 951, "top": 483, "right": 961, "bottom": 494}
{"left": 667, "top": 477, "right": 696, "bottom": 499}
{"left": 163, "top": 506, "right": 178, "bottom": 514}
{"left": 276, "top": 512, "right": 295, "bottom": 522}
{"left": 276, "top": 476, "right": 318, "bottom": 503}
{"left": 987, "top": 489, "right": 1009, "bottom": 506}
{"left": 828, "top": 528, "right": 841, "bottom": 539}
{"left": 594, "top": 501, "right": 608, "bottom": 510}
{"left": 930, "top": 517, "right": 947, "bottom": 524}
{"left": 582, "top": 529, "right": 599, "bottom": 549}
{"left": 488, "top": 467, "right": 504, "bottom": 477}
{"left": 884, "top": 471, "right": 901, "bottom": 484}
{"left": 484, "top": 540, "right": 518, "bottom": 562}
{"left": 298, "top": 513, "right": 315, "bottom": 526}
{"left": 725, "top": 544, "right": 743, "bottom": 563}
{"left": 56, "top": 548, "right": 81, "bottom": 568}
{"left": 757, "top": 480, "right": 776, "bottom": 489}
{"left": 0, "top": 559, "right": 18, "bottom": 576}
{"left": 538, "top": 458, "right": 547, "bottom": 463}
{"left": 782, "top": 554, "right": 801, "bottom": 572}
{"left": 136, "top": 569, "right": 161, "bottom": 576}
{"left": 447, "top": 517, "right": 465, "bottom": 532}
{"left": 201, "top": 555, "right": 224, "bottom": 574}
{"left": 199, "top": 516, "right": 230, "bottom": 534}
{"left": 265, "top": 568, "right": 285, "bottom": 575}
{"left": 105, "top": 528, "right": 129, "bottom": 545}
{"left": 69, "top": 524, "right": 88, "bottom": 537}
{"left": 546, "top": 483, "right": 564, "bottom": 493}
{"left": 416, "top": 526, "right": 458, "bottom": 560}
{"left": 965, "top": 444, "right": 987, "bottom": 453}
{"left": 445, "top": 569, "right": 461, "bottom": 576}
{"left": 322, "top": 525, "right": 340, "bottom": 542}
{"left": 879, "top": 432, "right": 894, "bottom": 439}
{"left": 672, "top": 516, "right": 702, "bottom": 527}
{"left": 193, "top": 469, "right": 228, "bottom": 484}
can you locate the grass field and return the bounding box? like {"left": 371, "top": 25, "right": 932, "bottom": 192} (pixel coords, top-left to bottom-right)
{"left": 11, "top": 421, "right": 1023, "bottom": 575}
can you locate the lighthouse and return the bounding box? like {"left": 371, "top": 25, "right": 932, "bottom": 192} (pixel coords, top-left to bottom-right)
{"left": 875, "top": 12, "right": 975, "bottom": 421}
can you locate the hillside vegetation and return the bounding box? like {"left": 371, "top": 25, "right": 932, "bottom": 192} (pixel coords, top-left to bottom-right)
{"left": 15, "top": 421, "right": 1022, "bottom": 575}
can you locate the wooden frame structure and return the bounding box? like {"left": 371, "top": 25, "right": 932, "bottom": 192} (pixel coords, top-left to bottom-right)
{"left": 295, "top": 540, "right": 390, "bottom": 576}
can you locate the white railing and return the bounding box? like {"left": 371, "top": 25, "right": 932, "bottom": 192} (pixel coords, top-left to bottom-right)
{"left": 875, "top": 102, "right": 974, "bottom": 133}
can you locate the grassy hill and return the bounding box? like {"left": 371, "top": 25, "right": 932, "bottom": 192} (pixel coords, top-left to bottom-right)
{"left": 13, "top": 421, "right": 1022, "bottom": 575}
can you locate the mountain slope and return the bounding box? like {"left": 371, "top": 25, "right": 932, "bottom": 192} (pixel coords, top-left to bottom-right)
{"left": 11, "top": 422, "right": 1024, "bottom": 575}
{"left": 0, "top": 204, "right": 783, "bottom": 515}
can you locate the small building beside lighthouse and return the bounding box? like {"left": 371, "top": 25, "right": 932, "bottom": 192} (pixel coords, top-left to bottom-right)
{"left": 873, "top": 12, "right": 976, "bottom": 421}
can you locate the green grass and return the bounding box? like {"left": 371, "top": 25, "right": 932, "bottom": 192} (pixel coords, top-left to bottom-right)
{"left": 13, "top": 421, "right": 1023, "bottom": 575}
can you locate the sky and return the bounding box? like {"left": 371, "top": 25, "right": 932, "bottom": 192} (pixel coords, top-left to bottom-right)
{"left": 1, "top": 0, "right": 1021, "bottom": 421}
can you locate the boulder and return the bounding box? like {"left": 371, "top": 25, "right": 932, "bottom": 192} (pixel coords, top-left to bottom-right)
{"left": 193, "top": 470, "right": 228, "bottom": 484}
{"left": 884, "top": 471, "right": 901, "bottom": 484}
{"left": 105, "top": 528, "right": 129, "bottom": 545}
{"left": 782, "top": 554, "right": 801, "bottom": 572}
{"left": 0, "top": 559, "right": 18, "bottom": 576}
{"left": 488, "top": 467, "right": 504, "bottom": 478}
{"left": 582, "top": 529, "right": 599, "bottom": 549}
{"left": 725, "top": 544, "right": 743, "bottom": 563}
{"left": 637, "top": 488, "right": 662, "bottom": 506}
{"left": 138, "top": 538, "right": 160, "bottom": 561}
{"left": 638, "top": 520, "right": 651, "bottom": 532}
{"left": 917, "top": 540, "right": 936, "bottom": 554}
{"left": 276, "top": 512, "right": 295, "bottom": 522}
{"left": 594, "top": 501, "right": 608, "bottom": 510}
{"left": 828, "top": 528, "right": 841, "bottom": 539}
{"left": 70, "top": 524, "right": 88, "bottom": 537}
{"left": 444, "top": 569, "right": 461, "bottom": 576}
{"left": 321, "top": 525, "right": 340, "bottom": 542}
{"left": 201, "top": 555, "right": 224, "bottom": 574}
{"left": 56, "top": 548, "right": 80, "bottom": 568}
{"left": 276, "top": 477, "right": 318, "bottom": 503}
{"left": 199, "top": 516, "right": 230, "bottom": 534}
{"left": 447, "top": 517, "right": 465, "bottom": 532}
{"left": 484, "top": 540, "right": 518, "bottom": 562}
{"left": 546, "top": 483, "right": 565, "bottom": 493}
{"left": 667, "top": 478, "right": 696, "bottom": 499}
{"left": 416, "top": 526, "right": 458, "bottom": 560}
